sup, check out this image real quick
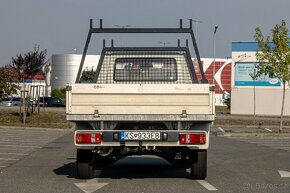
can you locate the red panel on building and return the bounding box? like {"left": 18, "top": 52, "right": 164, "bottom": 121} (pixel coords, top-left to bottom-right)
{"left": 194, "top": 59, "right": 232, "bottom": 94}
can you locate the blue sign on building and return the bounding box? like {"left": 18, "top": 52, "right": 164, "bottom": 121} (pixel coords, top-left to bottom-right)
{"left": 234, "top": 62, "right": 280, "bottom": 87}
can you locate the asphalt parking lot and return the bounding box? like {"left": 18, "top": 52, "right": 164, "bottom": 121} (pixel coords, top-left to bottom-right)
{"left": 0, "top": 127, "right": 289, "bottom": 193}
{"left": 0, "top": 128, "right": 69, "bottom": 168}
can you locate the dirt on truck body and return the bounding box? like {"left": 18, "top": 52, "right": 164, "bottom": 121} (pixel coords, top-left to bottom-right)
{"left": 66, "top": 19, "right": 215, "bottom": 179}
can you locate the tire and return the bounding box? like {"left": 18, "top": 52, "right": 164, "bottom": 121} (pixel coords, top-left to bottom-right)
{"left": 77, "top": 163, "right": 94, "bottom": 179}
{"left": 189, "top": 150, "right": 207, "bottom": 180}
{"left": 76, "top": 149, "right": 94, "bottom": 179}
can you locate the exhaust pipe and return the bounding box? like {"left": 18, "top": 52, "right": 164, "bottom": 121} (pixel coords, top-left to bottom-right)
{"left": 96, "top": 147, "right": 113, "bottom": 157}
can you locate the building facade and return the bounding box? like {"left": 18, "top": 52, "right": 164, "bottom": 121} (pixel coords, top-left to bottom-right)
{"left": 231, "top": 42, "right": 290, "bottom": 116}
{"left": 47, "top": 54, "right": 100, "bottom": 89}
{"left": 194, "top": 58, "right": 232, "bottom": 105}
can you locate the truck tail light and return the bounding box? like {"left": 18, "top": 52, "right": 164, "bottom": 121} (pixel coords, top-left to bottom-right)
{"left": 75, "top": 133, "right": 102, "bottom": 144}
{"left": 179, "top": 133, "right": 206, "bottom": 145}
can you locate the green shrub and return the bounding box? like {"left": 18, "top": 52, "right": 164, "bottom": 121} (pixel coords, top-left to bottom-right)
{"left": 51, "top": 88, "right": 66, "bottom": 101}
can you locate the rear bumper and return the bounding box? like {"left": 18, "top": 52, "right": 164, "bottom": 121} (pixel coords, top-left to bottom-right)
{"left": 74, "top": 130, "right": 210, "bottom": 150}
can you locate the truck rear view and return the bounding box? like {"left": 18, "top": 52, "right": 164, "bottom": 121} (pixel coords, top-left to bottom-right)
{"left": 66, "top": 19, "right": 215, "bottom": 180}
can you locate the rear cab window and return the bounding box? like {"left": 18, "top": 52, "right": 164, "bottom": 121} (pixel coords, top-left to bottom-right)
{"left": 114, "top": 58, "right": 177, "bottom": 82}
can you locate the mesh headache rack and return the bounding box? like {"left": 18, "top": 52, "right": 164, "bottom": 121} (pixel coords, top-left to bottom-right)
{"left": 76, "top": 19, "right": 208, "bottom": 84}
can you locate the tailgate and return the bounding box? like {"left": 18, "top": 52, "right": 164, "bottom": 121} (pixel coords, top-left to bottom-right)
{"left": 66, "top": 84, "right": 214, "bottom": 119}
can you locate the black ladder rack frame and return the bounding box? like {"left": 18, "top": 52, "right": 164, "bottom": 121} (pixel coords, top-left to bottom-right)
{"left": 75, "top": 19, "right": 208, "bottom": 84}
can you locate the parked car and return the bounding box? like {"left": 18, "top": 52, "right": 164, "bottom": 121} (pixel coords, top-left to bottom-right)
{"left": 39, "top": 97, "right": 65, "bottom": 107}
{"left": 0, "top": 97, "right": 22, "bottom": 106}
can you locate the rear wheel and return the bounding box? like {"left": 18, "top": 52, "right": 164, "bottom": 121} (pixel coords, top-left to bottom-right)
{"left": 77, "top": 163, "right": 94, "bottom": 179}
{"left": 76, "top": 149, "right": 94, "bottom": 179}
{"left": 189, "top": 150, "right": 207, "bottom": 180}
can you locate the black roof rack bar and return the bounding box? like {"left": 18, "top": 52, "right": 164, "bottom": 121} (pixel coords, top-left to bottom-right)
{"left": 75, "top": 19, "right": 208, "bottom": 83}
{"left": 93, "top": 46, "right": 190, "bottom": 51}
{"left": 91, "top": 27, "right": 193, "bottom": 34}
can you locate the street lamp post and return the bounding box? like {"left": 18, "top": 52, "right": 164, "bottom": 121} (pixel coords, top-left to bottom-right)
{"left": 213, "top": 25, "right": 218, "bottom": 85}
{"left": 212, "top": 25, "right": 218, "bottom": 113}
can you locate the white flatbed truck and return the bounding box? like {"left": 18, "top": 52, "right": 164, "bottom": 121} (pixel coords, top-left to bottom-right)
{"left": 66, "top": 19, "right": 215, "bottom": 179}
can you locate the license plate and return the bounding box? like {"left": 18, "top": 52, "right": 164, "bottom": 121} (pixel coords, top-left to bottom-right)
{"left": 120, "top": 131, "right": 161, "bottom": 141}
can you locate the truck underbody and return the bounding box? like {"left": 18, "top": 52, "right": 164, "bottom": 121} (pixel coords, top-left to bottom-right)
{"left": 72, "top": 120, "right": 211, "bottom": 179}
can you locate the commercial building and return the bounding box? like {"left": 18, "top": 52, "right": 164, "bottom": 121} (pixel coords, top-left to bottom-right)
{"left": 231, "top": 42, "right": 290, "bottom": 116}
{"left": 46, "top": 54, "right": 100, "bottom": 90}
{"left": 194, "top": 58, "right": 231, "bottom": 105}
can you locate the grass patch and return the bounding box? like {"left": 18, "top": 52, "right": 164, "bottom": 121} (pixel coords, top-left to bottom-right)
{"left": 215, "top": 106, "right": 230, "bottom": 114}
{"left": 0, "top": 108, "right": 74, "bottom": 129}
{"left": 0, "top": 106, "right": 289, "bottom": 129}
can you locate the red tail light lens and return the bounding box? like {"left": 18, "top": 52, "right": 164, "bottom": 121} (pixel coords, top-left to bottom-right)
{"left": 179, "top": 133, "right": 206, "bottom": 144}
{"left": 75, "top": 133, "right": 102, "bottom": 144}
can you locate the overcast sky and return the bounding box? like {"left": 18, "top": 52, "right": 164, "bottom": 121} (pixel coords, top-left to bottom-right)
{"left": 1, "top": 0, "right": 290, "bottom": 65}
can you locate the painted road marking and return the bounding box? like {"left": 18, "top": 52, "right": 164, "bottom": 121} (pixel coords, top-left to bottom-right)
{"left": 0, "top": 144, "right": 41, "bottom": 148}
{"left": 0, "top": 153, "right": 29, "bottom": 155}
{"left": 0, "top": 158, "right": 19, "bottom": 161}
{"left": 75, "top": 182, "right": 108, "bottom": 193}
{"left": 196, "top": 180, "right": 218, "bottom": 191}
{"left": 218, "top": 127, "right": 225, "bottom": 133}
{"left": 264, "top": 128, "right": 272, "bottom": 132}
{"left": 0, "top": 128, "right": 68, "bottom": 169}
{"left": 0, "top": 147, "right": 32, "bottom": 151}
{"left": 225, "top": 136, "right": 290, "bottom": 151}
{"left": 75, "top": 170, "right": 108, "bottom": 193}
{"left": 278, "top": 170, "right": 290, "bottom": 178}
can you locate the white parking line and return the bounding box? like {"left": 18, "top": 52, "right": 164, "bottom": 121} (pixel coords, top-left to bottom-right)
{"left": 0, "top": 129, "right": 67, "bottom": 170}
{"left": 0, "top": 144, "right": 41, "bottom": 148}
{"left": 0, "top": 147, "right": 32, "bottom": 151}
{"left": 278, "top": 170, "right": 290, "bottom": 178}
{"left": 264, "top": 128, "right": 272, "bottom": 132}
{"left": 0, "top": 137, "right": 53, "bottom": 141}
{"left": 226, "top": 136, "right": 290, "bottom": 152}
{"left": 196, "top": 180, "right": 218, "bottom": 191}
{"left": 0, "top": 153, "right": 29, "bottom": 155}
{"left": 0, "top": 141, "right": 44, "bottom": 145}
{"left": 218, "top": 127, "right": 225, "bottom": 133}
{"left": 0, "top": 158, "right": 19, "bottom": 161}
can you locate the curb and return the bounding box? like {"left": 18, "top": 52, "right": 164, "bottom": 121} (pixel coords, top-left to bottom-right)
{"left": 212, "top": 125, "right": 290, "bottom": 129}
{"left": 214, "top": 132, "right": 290, "bottom": 137}
{"left": 0, "top": 125, "right": 74, "bottom": 132}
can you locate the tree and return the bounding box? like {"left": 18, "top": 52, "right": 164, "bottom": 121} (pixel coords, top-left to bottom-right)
{"left": 9, "top": 45, "right": 47, "bottom": 80}
{"left": 51, "top": 88, "right": 66, "bottom": 101}
{"left": 0, "top": 66, "right": 20, "bottom": 97}
{"left": 254, "top": 20, "right": 290, "bottom": 132}
{"left": 249, "top": 69, "right": 258, "bottom": 121}
{"left": 223, "top": 91, "right": 231, "bottom": 110}
{"left": 80, "top": 68, "right": 96, "bottom": 83}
